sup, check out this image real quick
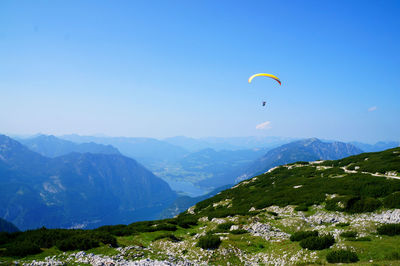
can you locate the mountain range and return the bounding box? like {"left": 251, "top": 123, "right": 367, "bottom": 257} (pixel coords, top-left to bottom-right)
{"left": 3, "top": 133, "right": 399, "bottom": 230}
{"left": 198, "top": 138, "right": 363, "bottom": 188}
{"left": 0, "top": 218, "right": 19, "bottom": 233}
{"left": 18, "top": 135, "right": 120, "bottom": 158}
{"left": 0, "top": 134, "right": 177, "bottom": 230}
{"left": 21, "top": 134, "right": 399, "bottom": 196}
{"left": 60, "top": 134, "right": 188, "bottom": 166}
{"left": 163, "top": 136, "right": 294, "bottom": 152}
{"left": 58, "top": 134, "right": 277, "bottom": 195}
{"left": 350, "top": 141, "right": 400, "bottom": 152}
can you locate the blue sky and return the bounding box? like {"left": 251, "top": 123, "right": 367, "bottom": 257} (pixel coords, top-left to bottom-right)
{"left": 0, "top": 0, "right": 399, "bottom": 142}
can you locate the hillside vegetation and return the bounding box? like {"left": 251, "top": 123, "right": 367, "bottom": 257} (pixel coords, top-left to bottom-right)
{"left": 187, "top": 147, "right": 400, "bottom": 221}
{"left": 202, "top": 138, "right": 363, "bottom": 188}
{"left": 1, "top": 147, "right": 400, "bottom": 265}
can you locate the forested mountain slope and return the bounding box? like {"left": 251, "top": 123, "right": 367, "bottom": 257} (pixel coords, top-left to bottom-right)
{"left": 0, "top": 135, "right": 177, "bottom": 230}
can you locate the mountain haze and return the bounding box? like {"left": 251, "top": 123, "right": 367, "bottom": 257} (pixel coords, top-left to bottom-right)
{"left": 164, "top": 136, "right": 294, "bottom": 152}
{"left": 61, "top": 135, "right": 189, "bottom": 168}
{"left": 0, "top": 218, "right": 19, "bottom": 233}
{"left": 19, "top": 135, "right": 120, "bottom": 158}
{"left": 0, "top": 135, "right": 177, "bottom": 230}
{"left": 199, "top": 138, "right": 363, "bottom": 188}
{"left": 350, "top": 141, "right": 400, "bottom": 152}
{"left": 235, "top": 138, "right": 363, "bottom": 182}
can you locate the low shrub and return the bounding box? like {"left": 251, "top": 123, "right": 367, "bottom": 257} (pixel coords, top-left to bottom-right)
{"left": 267, "top": 211, "right": 278, "bottom": 216}
{"left": 383, "top": 192, "right": 400, "bottom": 209}
{"left": 216, "top": 222, "right": 234, "bottom": 232}
{"left": 290, "top": 230, "right": 318, "bottom": 242}
{"left": 335, "top": 222, "right": 350, "bottom": 227}
{"left": 4, "top": 241, "right": 42, "bottom": 257}
{"left": 196, "top": 235, "right": 221, "bottom": 250}
{"left": 1, "top": 228, "right": 117, "bottom": 255}
{"left": 340, "top": 231, "right": 357, "bottom": 238}
{"left": 295, "top": 161, "right": 309, "bottom": 165}
{"left": 377, "top": 224, "right": 400, "bottom": 236}
{"left": 352, "top": 236, "right": 371, "bottom": 241}
{"left": 326, "top": 249, "right": 359, "bottom": 263}
{"left": 93, "top": 231, "right": 117, "bottom": 247}
{"left": 154, "top": 223, "right": 177, "bottom": 231}
{"left": 153, "top": 233, "right": 181, "bottom": 242}
{"left": 299, "top": 234, "right": 335, "bottom": 250}
{"left": 326, "top": 196, "right": 382, "bottom": 213}
{"left": 325, "top": 198, "right": 346, "bottom": 212}
{"left": 96, "top": 224, "right": 130, "bottom": 236}
{"left": 295, "top": 205, "right": 309, "bottom": 211}
{"left": 57, "top": 235, "right": 99, "bottom": 251}
{"left": 346, "top": 197, "right": 382, "bottom": 213}
{"left": 0, "top": 232, "right": 12, "bottom": 245}
{"left": 230, "top": 229, "right": 248, "bottom": 235}
{"left": 176, "top": 216, "right": 198, "bottom": 228}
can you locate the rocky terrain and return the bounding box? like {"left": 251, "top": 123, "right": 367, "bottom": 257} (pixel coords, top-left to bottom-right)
{"left": 7, "top": 205, "right": 400, "bottom": 265}
{"left": 2, "top": 147, "right": 400, "bottom": 265}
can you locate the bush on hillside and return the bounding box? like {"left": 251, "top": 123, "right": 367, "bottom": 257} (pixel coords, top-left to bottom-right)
{"left": 345, "top": 197, "right": 382, "bottom": 213}
{"left": 325, "top": 196, "right": 350, "bottom": 212}
{"left": 57, "top": 234, "right": 100, "bottom": 251}
{"left": 153, "top": 233, "right": 181, "bottom": 242}
{"left": 299, "top": 235, "right": 335, "bottom": 250}
{"left": 292, "top": 161, "right": 309, "bottom": 165}
{"left": 230, "top": 229, "right": 248, "bottom": 235}
{"left": 96, "top": 224, "right": 130, "bottom": 236}
{"left": 0, "top": 232, "right": 12, "bottom": 245}
{"left": 351, "top": 236, "right": 371, "bottom": 241}
{"left": 295, "top": 205, "right": 309, "bottom": 211}
{"left": 290, "top": 230, "right": 318, "bottom": 242}
{"left": 383, "top": 192, "right": 400, "bottom": 209}
{"left": 176, "top": 216, "right": 198, "bottom": 228}
{"left": 96, "top": 220, "right": 178, "bottom": 236}
{"left": 335, "top": 222, "right": 350, "bottom": 227}
{"left": 216, "top": 222, "right": 234, "bottom": 232}
{"left": 4, "top": 241, "right": 42, "bottom": 257}
{"left": 196, "top": 235, "right": 221, "bottom": 250}
{"left": 377, "top": 224, "right": 400, "bottom": 236}
{"left": 92, "top": 231, "right": 117, "bottom": 247}
{"left": 326, "top": 249, "right": 359, "bottom": 263}
{"left": 340, "top": 231, "right": 357, "bottom": 238}
{"left": 154, "top": 223, "right": 177, "bottom": 231}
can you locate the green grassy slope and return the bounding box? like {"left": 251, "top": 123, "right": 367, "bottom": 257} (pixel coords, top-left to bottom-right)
{"left": 1, "top": 147, "right": 400, "bottom": 265}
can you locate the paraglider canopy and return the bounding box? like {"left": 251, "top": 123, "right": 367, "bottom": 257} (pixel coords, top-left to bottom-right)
{"left": 248, "top": 73, "right": 281, "bottom": 85}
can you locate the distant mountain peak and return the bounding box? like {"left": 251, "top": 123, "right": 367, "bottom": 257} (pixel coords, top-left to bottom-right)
{"left": 18, "top": 135, "right": 121, "bottom": 158}
{"left": 299, "top": 138, "right": 321, "bottom": 145}
{"left": 0, "top": 134, "right": 177, "bottom": 230}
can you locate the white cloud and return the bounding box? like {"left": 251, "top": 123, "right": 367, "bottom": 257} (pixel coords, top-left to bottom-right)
{"left": 368, "top": 106, "right": 377, "bottom": 112}
{"left": 256, "top": 121, "right": 271, "bottom": 130}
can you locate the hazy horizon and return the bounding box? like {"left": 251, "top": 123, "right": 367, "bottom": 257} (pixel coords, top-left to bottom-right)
{"left": 4, "top": 132, "right": 399, "bottom": 145}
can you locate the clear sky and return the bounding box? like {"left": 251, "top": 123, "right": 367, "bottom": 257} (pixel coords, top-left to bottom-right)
{"left": 1, "top": 0, "right": 399, "bottom": 143}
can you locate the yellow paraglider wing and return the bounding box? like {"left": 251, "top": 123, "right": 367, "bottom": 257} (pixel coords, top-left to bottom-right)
{"left": 248, "top": 73, "right": 281, "bottom": 85}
